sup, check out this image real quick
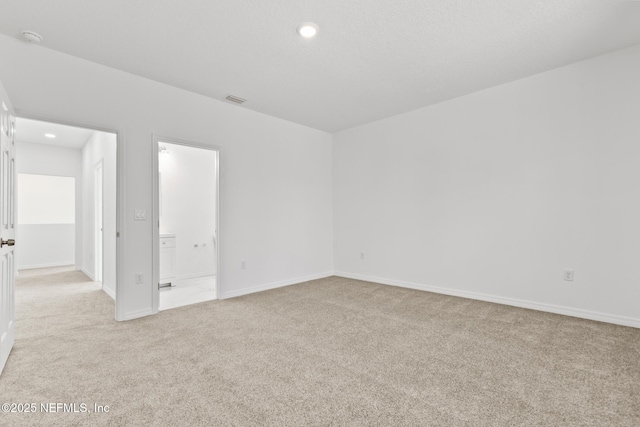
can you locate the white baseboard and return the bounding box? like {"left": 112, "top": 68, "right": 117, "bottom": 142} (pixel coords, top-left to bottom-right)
{"left": 102, "top": 285, "right": 116, "bottom": 300}
{"left": 80, "top": 268, "right": 115, "bottom": 300}
{"left": 334, "top": 271, "right": 640, "bottom": 329}
{"left": 80, "top": 267, "right": 96, "bottom": 281}
{"left": 220, "top": 271, "right": 334, "bottom": 299}
{"left": 117, "top": 308, "right": 153, "bottom": 322}
{"left": 18, "top": 262, "right": 75, "bottom": 270}
{"left": 175, "top": 271, "right": 216, "bottom": 281}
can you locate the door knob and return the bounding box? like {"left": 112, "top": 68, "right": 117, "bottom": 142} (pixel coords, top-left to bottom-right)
{"left": 1, "top": 239, "right": 15, "bottom": 247}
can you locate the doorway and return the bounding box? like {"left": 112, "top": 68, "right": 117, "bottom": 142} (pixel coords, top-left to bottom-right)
{"left": 152, "top": 137, "right": 219, "bottom": 312}
{"left": 14, "top": 117, "right": 118, "bottom": 301}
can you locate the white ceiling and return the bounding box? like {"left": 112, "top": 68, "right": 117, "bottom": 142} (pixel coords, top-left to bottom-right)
{"left": 2, "top": 1, "right": 640, "bottom": 132}
{"left": 16, "top": 117, "right": 94, "bottom": 149}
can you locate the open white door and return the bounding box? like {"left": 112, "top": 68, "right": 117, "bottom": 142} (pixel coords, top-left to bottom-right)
{"left": 0, "top": 80, "right": 16, "bottom": 376}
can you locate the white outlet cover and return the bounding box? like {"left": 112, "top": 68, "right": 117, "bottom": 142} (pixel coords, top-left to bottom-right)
{"left": 563, "top": 269, "right": 574, "bottom": 281}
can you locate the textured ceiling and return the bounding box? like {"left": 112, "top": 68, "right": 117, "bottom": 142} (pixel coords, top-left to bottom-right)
{"left": 16, "top": 117, "right": 94, "bottom": 149}
{"left": 2, "top": 1, "right": 640, "bottom": 132}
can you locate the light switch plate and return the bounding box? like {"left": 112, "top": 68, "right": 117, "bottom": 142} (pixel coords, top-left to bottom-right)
{"left": 134, "top": 209, "right": 147, "bottom": 221}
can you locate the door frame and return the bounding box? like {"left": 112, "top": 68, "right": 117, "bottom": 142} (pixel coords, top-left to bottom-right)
{"left": 94, "top": 159, "right": 104, "bottom": 284}
{"left": 151, "top": 134, "right": 221, "bottom": 314}
{"left": 15, "top": 112, "right": 125, "bottom": 321}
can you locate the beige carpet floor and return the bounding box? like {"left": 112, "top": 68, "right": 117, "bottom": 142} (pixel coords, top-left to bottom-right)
{"left": 0, "top": 267, "right": 639, "bottom": 426}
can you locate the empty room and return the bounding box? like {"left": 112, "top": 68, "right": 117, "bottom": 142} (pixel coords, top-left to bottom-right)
{"left": 0, "top": 1, "right": 639, "bottom": 426}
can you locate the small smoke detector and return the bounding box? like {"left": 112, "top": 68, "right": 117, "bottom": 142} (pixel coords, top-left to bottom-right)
{"left": 225, "top": 94, "right": 247, "bottom": 105}
{"left": 21, "top": 30, "right": 43, "bottom": 44}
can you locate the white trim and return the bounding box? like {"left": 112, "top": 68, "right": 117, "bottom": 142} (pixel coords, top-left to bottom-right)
{"left": 80, "top": 267, "right": 96, "bottom": 281}
{"left": 220, "top": 271, "right": 334, "bottom": 299}
{"left": 94, "top": 159, "right": 104, "bottom": 284}
{"left": 82, "top": 266, "right": 115, "bottom": 302}
{"left": 174, "top": 271, "right": 216, "bottom": 281}
{"left": 79, "top": 267, "right": 116, "bottom": 302}
{"left": 115, "top": 129, "right": 126, "bottom": 321}
{"left": 119, "top": 308, "right": 153, "bottom": 321}
{"left": 334, "top": 271, "right": 640, "bottom": 329}
{"left": 18, "top": 262, "right": 75, "bottom": 270}
{"left": 151, "top": 137, "right": 159, "bottom": 314}
{"left": 102, "top": 285, "right": 115, "bottom": 300}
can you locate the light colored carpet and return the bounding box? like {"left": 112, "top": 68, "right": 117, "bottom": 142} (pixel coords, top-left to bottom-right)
{"left": 1, "top": 268, "right": 639, "bottom": 426}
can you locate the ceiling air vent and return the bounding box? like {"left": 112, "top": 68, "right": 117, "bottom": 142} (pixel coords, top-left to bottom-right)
{"left": 225, "top": 94, "right": 246, "bottom": 105}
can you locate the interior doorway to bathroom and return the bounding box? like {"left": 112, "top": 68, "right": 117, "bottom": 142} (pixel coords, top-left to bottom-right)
{"left": 152, "top": 137, "right": 219, "bottom": 312}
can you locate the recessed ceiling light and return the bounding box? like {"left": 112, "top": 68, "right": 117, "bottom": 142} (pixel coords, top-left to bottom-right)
{"left": 45, "top": 133, "right": 56, "bottom": 138}
{"left": 297, "top": 22, "right": 318, "bottom": 38}
{"left": 21, "top": 30, "right": 43, "bottom": 44}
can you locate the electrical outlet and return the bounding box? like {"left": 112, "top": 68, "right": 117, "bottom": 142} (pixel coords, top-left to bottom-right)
{"left": 360, "top": 251, "right": 365, "bottom": 260}
{"left": 135, "top": 273, "right": 144, "bottom": 284}
{"left": 563, "top": 269, "right": 574, "bottom": 281}
{"left": 241, "top": 260, "right": 246, "bottom": 270}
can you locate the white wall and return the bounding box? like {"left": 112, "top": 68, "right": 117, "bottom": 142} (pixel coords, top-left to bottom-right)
{"left": 18, "top": 174, "right": 75, "bottom": 224}
{"left": 334, "top": 44, "right": 640, "bottom": 327}
{"left": 15, "top": 141, "right": 82, "bottom": 269}
{"left": 0, "top": 34, "right": 334, "bottom": 320}
{"left": 16, "top": 224, "right": 74, "bottom": 269}
{"left": 159, "top": 143, "right": 216, "bottom": 279}
{"left": 82, "top": 131, "right": 117, "bottom": 299}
